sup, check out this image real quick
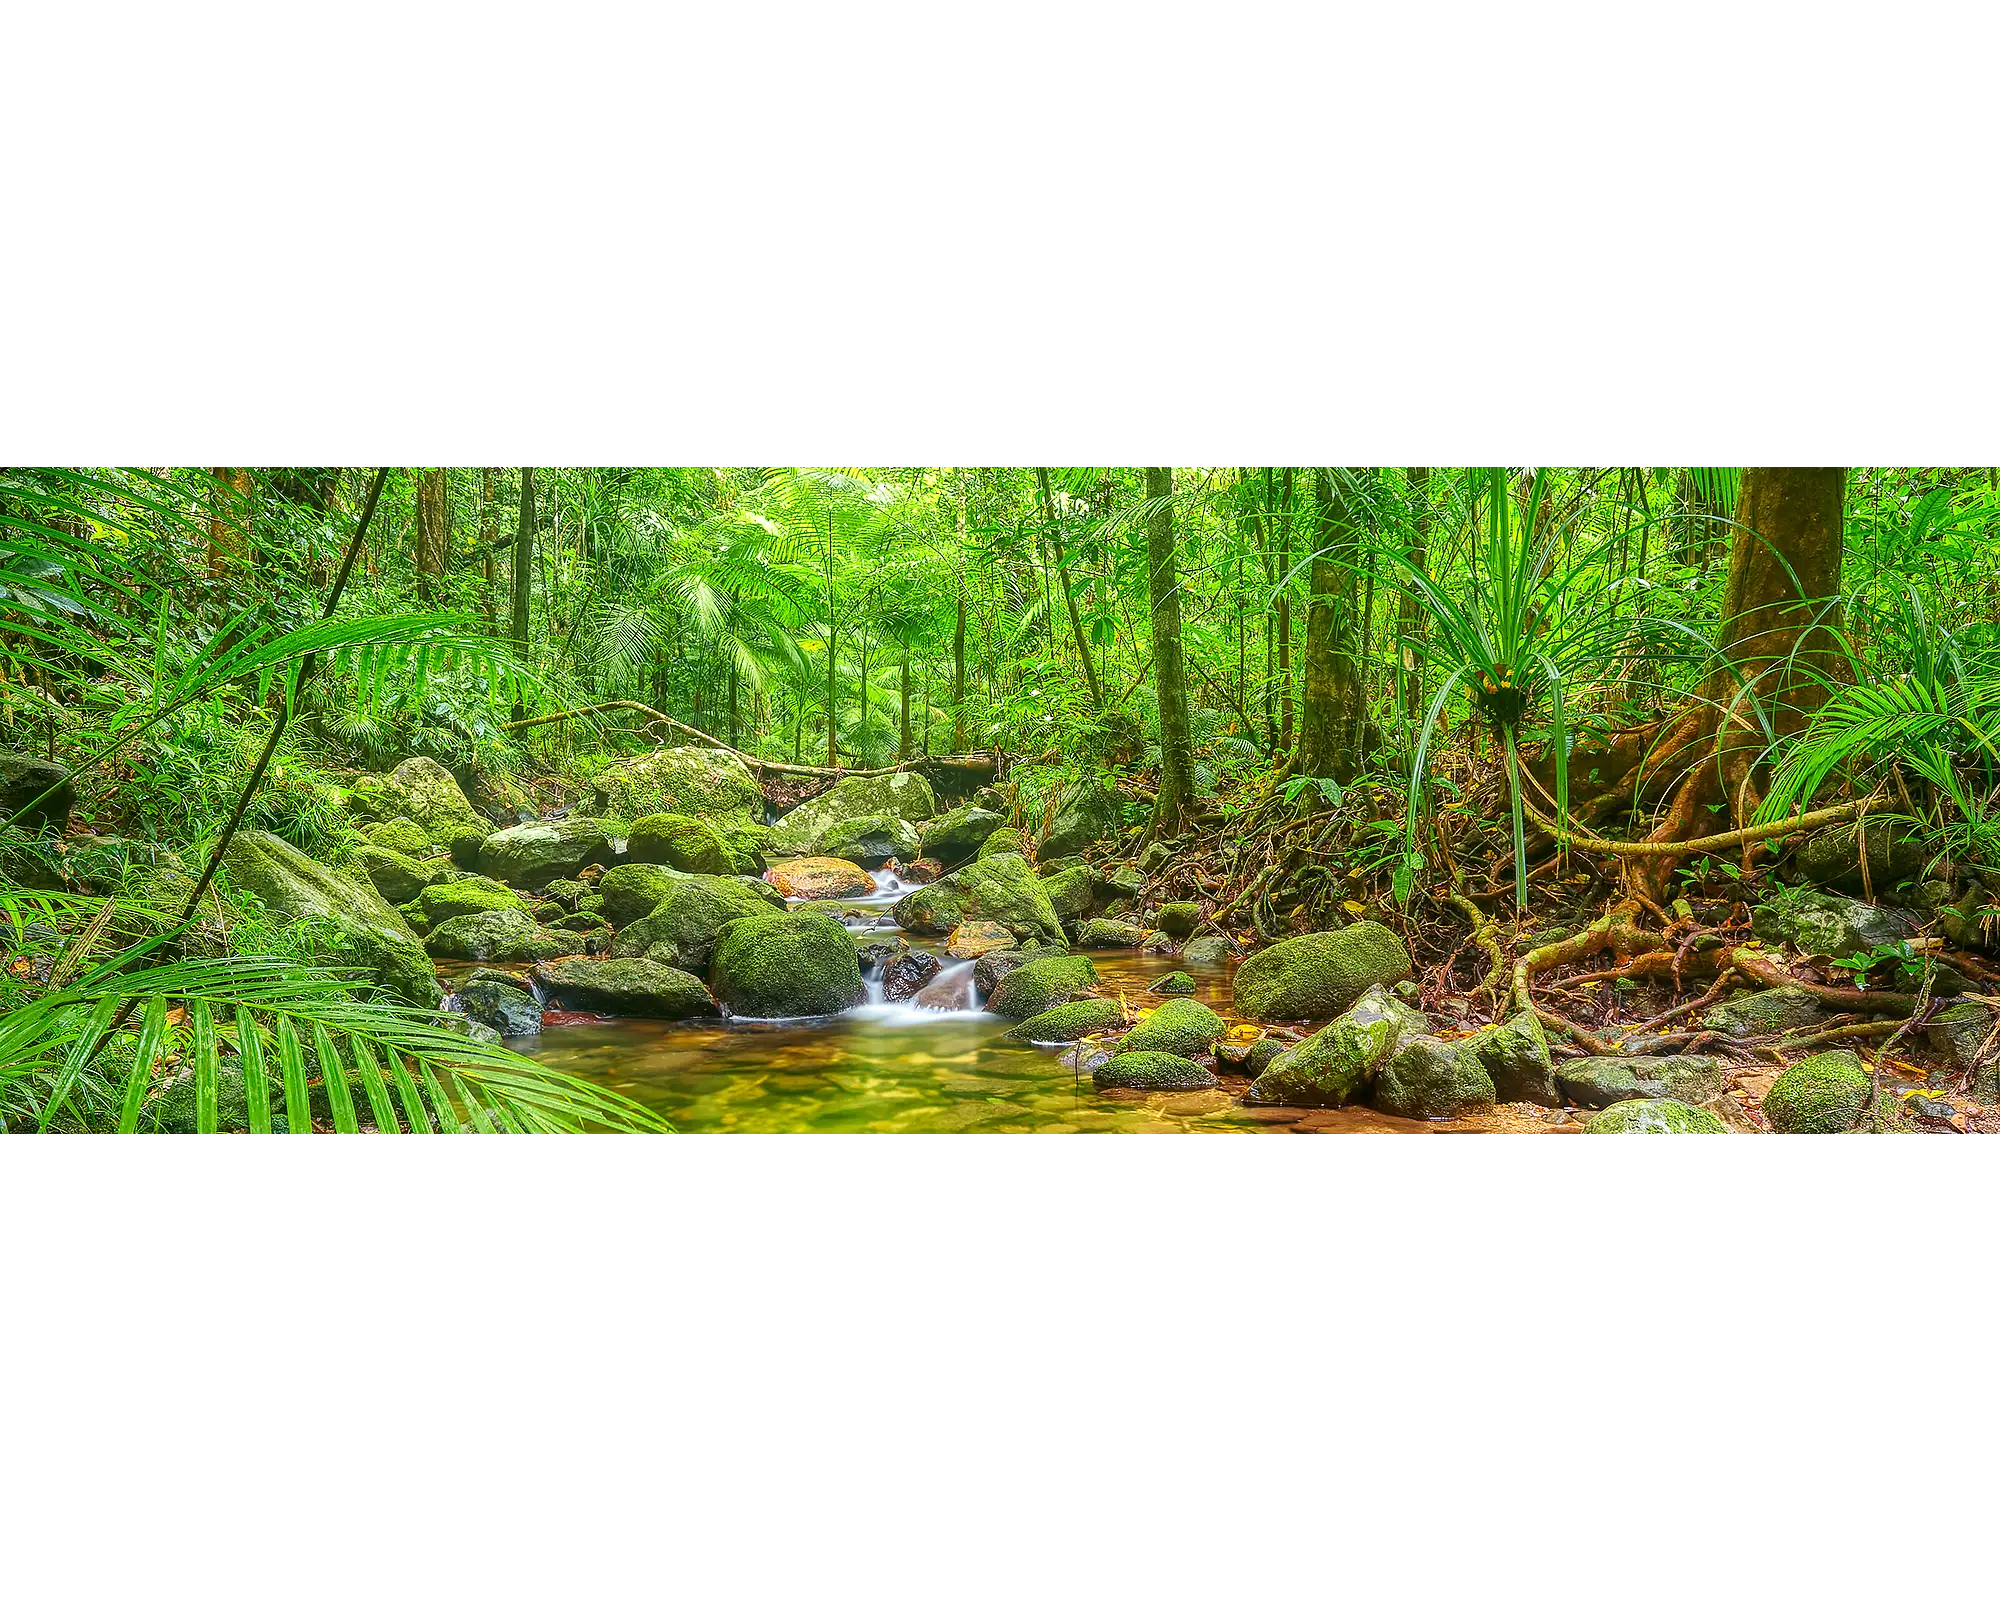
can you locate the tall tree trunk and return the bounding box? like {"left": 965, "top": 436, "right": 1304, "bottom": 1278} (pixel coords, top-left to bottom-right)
{"left": 1295, "top": 468, "right": 1371, "bottom": 781}
{"left": 1036, "top": 467, "right": 1103, "bottom": 713}
{"left": 952, "top": 590, "right": 967, "bottom": 752}
{"left": 898, "top": 653, "right": 913, "bottom": 760}
{"left": 480, "top": 469, "right": 499, "bottom": 631}
{"left": 1399, "top": 467, "right": 1430, "bottom": 719}
{"left": 415, "top": 469, "right": 448, "bottom": 606}
{"left": 1277, "top": 467, "right": 1295, "bottom": 754}
{"left": 207, "top": 468, "right": 253, "bottom": 582}
{"left": 511, "top": 468, "right": 535, "bottom": 662}
{"left": 728, "top": 653, "right": 740, "bottom": 747}
{"left": 1144, "top": 468, "right": 1197, "bottom": 841}
{"left": 1629, "top": 467, "right": 1847, "bottom": 898}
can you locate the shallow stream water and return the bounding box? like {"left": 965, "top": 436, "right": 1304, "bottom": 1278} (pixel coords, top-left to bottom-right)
{"left": 514, "top": 870, "right": 1289, "bottom": 1133}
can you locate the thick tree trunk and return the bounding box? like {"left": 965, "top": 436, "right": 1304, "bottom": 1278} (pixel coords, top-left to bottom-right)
{"left": 1144, "top": 467, "right": 1197, "bottom": 841}
{"left": 511, "top": 468, "right": 535, "bottom": 656}
{"left": 1036, "top": 467, "right": 1103, "bottom": 713}
{"left": 207, "top": 468, "right": 253, "bottom": 582}
{"left": 952, "top": 591, "right": 966, "bottom": 753}
{"left": 1277, "top": 466, "right": 1295, "bottom": 754}
{"left": 415, "top": 469, "right": 448, "bottom": 606}
{"left": 1295, "top": 468, "right": 1371, "bottom": 781}
{"left": 1627, "top": 466, "right": 1846, "bottom": 899}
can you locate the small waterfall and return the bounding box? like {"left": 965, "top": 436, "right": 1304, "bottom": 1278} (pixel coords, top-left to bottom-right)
{"left": 849, "top": 959, "right": 987, "bottom": 1024}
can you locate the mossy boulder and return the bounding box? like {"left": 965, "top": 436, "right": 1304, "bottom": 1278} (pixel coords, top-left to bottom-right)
{"left": 597, "top": 861, "right": 783, "bottom": 930}
{"left": 716, "top": 822, "right": 772, "bottom": 875}
{"left": 1700, "top": 986, "right": 1828, "bottom": 1039}
{"left": 1763, "top": 1049, "right": 1871, "bottom": 1133}
{"left": 1792, "top": 821, "right": 1930, "bottom": 895}
{"left": 626, "top": 812, "right": 736, "bottom": 875}
{"left": 1153, "top": 901, "right": 1201, "bottom": 939}
{"left": 1076, "top": 917, "right": 1148, "bottom": 949}
{"left": 973, "top": 947, "right": 1033, "bottom": 997}
{"left": 895, "top": 853, "right": 1065, "bottom": 945}
{"left": 365, "top": 816, "right": 436, "bottom": 858}
{"left": 1041, "top": 864, "right": 1097, "bottom": 926}
{"left": 767, "top": 771, "right": 937, "bottom": 856}
{"left": 709, "top": 909, "right": 865, "bottom": 1018}
{"left": 1003, "top": 997, "right": 1123, "bottom": 1044}
{"left": 151, "top": 1060, "right": 253, "bottom": 1133}
{"left": 1555, "top": 1059, "right": 1649, "bottom": 1109}
{"left": 460, "top": 979, "right": 543, "bottom": 1037}
{"left": 1148, "top": 972, "right": 1196, "bottom": 996}
{"left": 1626, "top": 1054, "right": 1727, "bottom": 1105}
{"left": 403, "top": 875, "right": 524, "bottom": 927}
{"left": 354, "top": 844, "right": 445, "bottom": 907}
{"left": 945, "top": 919, "right": 1016, "bottom": 959}
{"left": 1181, "top": 935, "right": 1234, "bottom": 966}
{"left": 1750, "top": 890, "right": 1916, "bottom": 959}
{"left": 766, "top": 856, "right": 876, "bottom": 899}
{"left": 1093, "top": 1051, "right": 1219, "bottom": 1091}
{"left": 1040, "top": 776, "right": 1124, "bottom": 860}
{"left": 0, "top": 751, "right": 73, "bottom": 833}
{"left": 425, "top": 908, "right": 587, "bottom": 962}
{"left": 1234, "top": 922, "right": 1414, "bottom": 1022}
{"left": 478, "top": 816, "right": 615, "bottom": 890}
{"left": 987, "top": 954, "right": 1100, "bottom": 1019}
{"left": 221, "top": 829, "right": 440, "bottom": 1007}
{"left": 819, "top": 812, "right": 922, "bottom": 866}
{"left": 540, "top": 877, "right": 588, "bottom": 913}
{"left": 345, "top": 756, "right": 488, "bottom": 848}
{"left": 1370, "top": 1035, "right": 1496, "bottom": 1120}
{"left": 1585, "top": 1098, "right": 1730, "bottom": 1135}
{"left": 599, "top": 865, "right": 785, "bottom": 968}
{"left": 608, "top": 918, "right": 681, "bottom": 967}
{"left": 1115, "top": 997, "right": 1226, "bottom": 1058}
{"left": 920, "top": 805, "right": 1005, "bottom": 865}
{"left": 585, "top": 747, "right": 764, "bottom": 828}
{"left": 1465, "top": 1009, "right": 1558, "bottom": 1106}
{"left": 531, "top": 955, "right": 720, "bottom": 1019}
{"left": 1247, "top": 985, "right": 1427, "bottom": 1107}
{"left": 975, "top": 826, "right": 1028, "bottom": 861}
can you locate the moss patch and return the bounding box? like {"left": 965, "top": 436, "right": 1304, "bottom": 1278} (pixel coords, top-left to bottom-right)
{"left": 1584, "top": 1098, "right": 1729, "bottom": 1134}
{"left": 1003, "top": 997, "right": 1122, "bottom": 1044}
{"left": 1115, "top": 997, "right": 1226, "bottom": 1058}
{"left": 1093, "top": 1051, "right": 1219, "bottom": 1091}
{"left": 1234, "top": 922, "right": 1414, "bottom": 1021}
{"left": 1763, "top": 1048, "right": 1871, "bottom": 1134}
{"left": 987, "top": 954, "right": 1100, "bottom": 1019}
{"left": 709, "top": 908, "right": 865, "bottom": 1017}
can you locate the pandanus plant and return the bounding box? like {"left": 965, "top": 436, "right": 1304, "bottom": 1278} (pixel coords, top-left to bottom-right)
{"left": 1380, "top": 468, "right": 1708, "bottom": 910}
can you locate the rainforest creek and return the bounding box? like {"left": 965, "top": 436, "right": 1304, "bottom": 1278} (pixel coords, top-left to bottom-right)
{"left": 4, "top": 466, "right": 1998, "bottom": 1135}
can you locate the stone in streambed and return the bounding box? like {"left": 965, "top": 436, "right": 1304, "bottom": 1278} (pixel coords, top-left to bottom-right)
{"left": 1075, "top": 917, "right": 1148, "bottom": 949}
{"left": 425, "top": 908, "right": 587, "bottom": 962}
{"left": 1762, "top": 1049, "right": 1872, "bottom": 1134}
{"left": 363, "top": 816, "right": 436, "bottom": 859}
{"left": 880, "top": 948, "right": 941, "bottom": 1003}
{"left": 766, "top": 770, "right": 937, "bottom": 856}
{"left": 709, "top": 907, "right": 866, "bottom": 1018}
{"left": 1246, "top": 984, "right": 1427, "bottom": 1107}
{"left": 1040, "top": 864, "right": 1097, "bottom": 927}
{"left": 975, "top": 826, "right": 1028, "bottom": 860}
{"left": 946, "top": 920, "right": 1015, "bottom": 959}
{"left": 626, "top": 812, "right": 736, "bottom": 875}
{"left": 1700, "top": 986, "right": 1828, "bottom": 1039}
{"left": 479, "top": 816, "right": 616, "bottom": 890}
{"left": 597, "top": 861, "right": 783, "bottom": 935}
{"left": 1181, "top": 935, "right": 1235, "bottom": 967}
{"left": 1370, "top": 1035, "right": 1496, "bottom": 1120}
{"left": 920, "top": 805, "right": 1005, "bottom": 865}
{"left": 459, "top": 979, "right": 543, "bottom": 1037}
{"left": 766, "top": 856, "right": 876, "bottom": 899}
{"left": 1463, "top": 1008, "right": 1558, "bottom": 1107}
{"left": 895, "top": 853, "right": 1065, "bottom": 945}
{"left": 403, "top": 875, "right": 525, "bottom": 929}
{"left": 1092, "top": 1051, "right": 1220, "bottom": 1091}
{"left": 973, "top": 947, "right": 1032, "bottom": 997}
{"left": 1234, "top": 922, "right": 1414, "bottom": 1022}
{"left": 819, "top": 813, "right": 922, "bottom": 867}
{"left": 1003, "top": 997, "right": 1123, "bottom": 1044}
{"left": 1584, "top": 1098, "right": 1730, "bottom": 1135}
{"left": 1153, "top": 901, "right": 1201, "bottom": 939}
{"left": 531, "top": 955, "right": 720, "bottom": 1020}
{"left": 986, "top": 954, "right": 1100, "bottom": 1019}
{"left": 1555, "top": 1058, "right": 1649, "bottom": 1109}
{"left": 1114, "top": 997, "right": 1226, "bottom": 1059}
{"left": 1148, "top": 972, "right": 1196, "bottom": 996}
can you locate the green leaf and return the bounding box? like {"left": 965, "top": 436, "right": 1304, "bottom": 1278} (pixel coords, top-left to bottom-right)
{"left": 314, "top": 1023, "right": 360, "bottom": 1135}
{"left": 276, "top": 1016, "right": 311, "bottom": 1134}
{"left": 117, "top": 995, "right": 172, "bottom": 1134}
{"left": 192, "top": 1001, "right": 219, "bottom": 1135}
{"left": 238, "top": 1007, "right": 271, "bottom": 1135}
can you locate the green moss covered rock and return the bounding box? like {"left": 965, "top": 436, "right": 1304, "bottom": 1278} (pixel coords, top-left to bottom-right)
{"left": 365, "top": 816, "right": 436, "bottom": 858}
{"left": 1370, "top": 1035, "right": 1496, "bottom": 1120}
{"left": 1093, "top": 1051, "right": 1219, "bottom": 1090}
{"left": 460, "top": 979, "right": 543, "bottom": 1037}
{"left": 425, "top": 908, "right": 588, "bottom": 962}
{"left": 354, "top": 843, "right": 444, "bottom": 906}
{"left": 975, "top": 826, "right": 1027, "bottom": 860}
{"left": 221, "top": 829, "right": 440, "bottom": 1007}
{"left": 1750, "top": 890, "right": 1916, "bottom": 959}
{"left": 1153, "top": 901, "right": 1201, "bottom": 938}
{"left": 895, "top": 852, "right": 1065, "bottom": 944}
{"left": 1247, "top": 985, "right": 1426, "bottom": 1106}
{"left": 1041, "top": 864, "right": 1097, "bottom": 926}
{"left": 1002, "top": 997, "right": 1123, "bottom": 1044}
{"left": 1554, "top": 1058, "right": 1648, "bottom": 1108}
{"left": 1148, "top": 971, "right": 1197, "bottom": 996}
{"left": 1699, "top": 986, "right": 1828, "bottom": 1039}
{"left": 1181, "top": 935, "right": 1234, "bottom": 966}
{"left": 586, "top": 747, "right": 765, "bottom": 828}
{"left": 767, "top": 770, "right": 937, "bottom": 855}
{"left": 920, "top": 805, "right": 1005, "bottom": 865}
{"left": 1763, "top": 1049, "right": 1871, "bottom": 1133}
{"left": 531, "top": 955, "right": 720, "bottom": 1019}
{"left": 1040, "top": 777, "right": 1124, "bottom": 860}
{"left": 820, "top": 812, "right": 922, "bottom": 866}
{"left": 627, "top": 812, "right": 736, "bottom": 875}
{"left": 709, "top": 908, "right": 865, "bottom": 1017}
{"left": 598, "top": 861, "right": 783, "bottom": 931}
{"left": 478, "top": 816, "right": 615, "bottom": 889}
{"left": 1115, "top": 997, "right": 1226, "bottom": 1058}
{"left": 1076, "top": 917, "right": 1148, "bottom": 948}
{"left": 1584, "top": 1098, "right": 1730, "bottom": 1135}
{"left": 716, "top": 822, "right": 772, "bottom": 875}
{"left": 404, "top": 875, "right": 524, "bottom": 926}
{"left": 987, "top": 954, "right": 1100, "bottom": 1019}
{"left": 345, "top": 756, "right": 488, "bottom": 848}
{"left": 1234, "top": 922, "right": 1414, "bottom": 1022}
{"left": 1465, "top": 1009, "right": 1557, "bottom": 1106}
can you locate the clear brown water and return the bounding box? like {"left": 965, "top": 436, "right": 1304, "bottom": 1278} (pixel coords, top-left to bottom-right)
{"left": 515, "top": 883, "right": 1267, "bottom": 1132}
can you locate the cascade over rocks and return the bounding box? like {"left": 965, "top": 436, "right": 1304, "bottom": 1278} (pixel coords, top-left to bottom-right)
{"left": 221, "top": 830, "right": 440, "bottom": 1008}
{"left": 880, "top": 947, "right": 941, "bottom": 1002}
{"left": 586, "top": 747, "right": 764, "bottom": 828}
{"left": 709, "top": 908, "right": 866, "bottom": 1017}
{"left": 767, "top": 771, "right": 938, "bottom": 856}
{"left": 1233, "top": 922, "right": 1414, "bottom": 1022}
{"left": 532, "top": 955, "right": 720, "bottom": 1019}
{"left": 479, "top": 816, "right": 616, "bottom": 890}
